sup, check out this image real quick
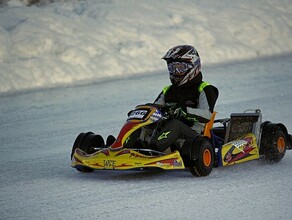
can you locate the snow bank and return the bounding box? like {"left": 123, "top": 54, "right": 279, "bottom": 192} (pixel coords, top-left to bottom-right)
{"left": 0, "top": 0, "right": 292, "bottom": 95}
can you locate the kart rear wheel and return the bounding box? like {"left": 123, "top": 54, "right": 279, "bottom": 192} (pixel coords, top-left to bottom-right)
{"left": 260, "top": 125, "right": 287, "bottom": 163}
{"left": 189, "top": 138, "right": 214, "bottom": 177}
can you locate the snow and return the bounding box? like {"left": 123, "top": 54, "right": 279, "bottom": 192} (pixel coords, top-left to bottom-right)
{"left": 0, "top": 0, "right": 292, "bottom": 95}
{"left": 0, "top": 0, "right": 292, "bottom": 219}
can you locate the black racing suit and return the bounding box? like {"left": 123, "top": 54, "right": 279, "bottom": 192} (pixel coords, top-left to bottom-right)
{"left": 151, "top": 73, "right": 218, "bottom": 152}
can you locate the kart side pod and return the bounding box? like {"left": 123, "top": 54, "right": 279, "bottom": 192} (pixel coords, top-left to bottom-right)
{"left": 220, "top": 133, "right": 259, "bottom": 166}
{"left": 212, "top": 110, "right": 262, "bottom": 167}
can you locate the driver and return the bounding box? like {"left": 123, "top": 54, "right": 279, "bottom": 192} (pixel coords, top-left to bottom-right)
{"left": 149, "top": 45, "right": 218, "bottom": 152}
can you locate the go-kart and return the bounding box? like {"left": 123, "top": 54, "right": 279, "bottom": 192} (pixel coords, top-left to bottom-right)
{"left": 71, "top": 103, "right": 292, "bottom": 177}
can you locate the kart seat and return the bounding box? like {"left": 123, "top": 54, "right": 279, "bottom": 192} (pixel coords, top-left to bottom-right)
{"left": 210, "top": 126, "right": 226, "bottom": 140}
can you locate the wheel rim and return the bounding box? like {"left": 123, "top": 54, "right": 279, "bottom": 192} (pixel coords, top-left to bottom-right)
{"left": 277, "top": 137, "right": 285, "bottom": 153}
{"left": 203, "top": 149, "right": 212, "bottom": 167}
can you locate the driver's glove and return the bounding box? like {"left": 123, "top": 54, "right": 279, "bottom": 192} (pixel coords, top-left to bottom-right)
{"left": 174, "top": 106, "right": 187, "bottom": 119}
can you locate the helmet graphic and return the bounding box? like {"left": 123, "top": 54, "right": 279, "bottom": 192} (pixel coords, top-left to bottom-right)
{"left": 162, "top": 45, "right": 201, "bottom": 86}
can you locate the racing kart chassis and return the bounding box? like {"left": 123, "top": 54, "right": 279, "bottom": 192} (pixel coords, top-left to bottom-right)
{"left": 71, "top": 104, "right": 292, "bottom": 177}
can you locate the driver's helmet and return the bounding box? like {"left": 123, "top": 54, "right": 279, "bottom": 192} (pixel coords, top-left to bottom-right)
{"left": 162, "top": 45, "right": 201, "bottom": 86}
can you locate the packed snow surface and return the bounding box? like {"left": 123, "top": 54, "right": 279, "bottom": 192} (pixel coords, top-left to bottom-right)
{"left": 0, "top": 0, "right": 292, "bottom": 220}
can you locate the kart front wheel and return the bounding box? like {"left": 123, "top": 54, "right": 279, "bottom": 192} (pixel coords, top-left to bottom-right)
{"left": 71, "top": 132, "right": 87, "bottom": 160}
{"left": 71, "top": 132, "right": 105, "bottom": 173}
{"left": 189, "top": 138, "right": 214, "bottom": 177}
{"left": 260, "top": 124, "right": 287, "bottom": 163}
{"left": 71, "top": 132, "right": 105, "bottom": 158}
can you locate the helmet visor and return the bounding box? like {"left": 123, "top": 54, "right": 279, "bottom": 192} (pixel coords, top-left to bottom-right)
{"left": 168, "top": 61, "right": 194, "bottom": 85}
{"left": 167, "top": 61, "right": 193, "bottom": 76}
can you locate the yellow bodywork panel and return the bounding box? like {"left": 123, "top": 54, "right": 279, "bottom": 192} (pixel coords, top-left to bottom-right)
{"left": 72, "top": 148, "right": 185, "bottom": 170}
{"left": 221, "top": 133, "right": 260, "bottom": 166}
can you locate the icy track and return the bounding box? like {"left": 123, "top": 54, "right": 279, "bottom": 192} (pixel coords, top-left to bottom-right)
{"left": 1, "top": 0, "right": 292, "bottom": 219}
{"left": 0, "top": 53, "right": 292, "bottom": 220}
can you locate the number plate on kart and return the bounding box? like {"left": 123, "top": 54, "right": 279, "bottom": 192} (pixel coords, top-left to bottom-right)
{"left": 128, "top": 109, "right": 149, "bottom": 120}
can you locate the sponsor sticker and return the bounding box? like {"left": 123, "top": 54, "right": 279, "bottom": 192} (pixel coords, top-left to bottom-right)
{"left": 103, "top": 160, "right": 116, "bottom": 168}
{"left": 150, "top": 110, "right": 163, "bottom": 121}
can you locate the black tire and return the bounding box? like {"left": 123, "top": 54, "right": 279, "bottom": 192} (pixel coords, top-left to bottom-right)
{"left": 260, "top": 125, "right": 287, "bottom": 163}
{"left": 71, "top": 132, "right": 87, "bottom": 160}
{"left": 288, "top": 134, "right": 292, "bottom": 150}
{"left": 106, "top": 135, "right": 116, "bottom": 146}
{"left": 71, "top": 132, "right": 105, "bottom": 173}
{"left": 81, "top": 132, "right": 105, "bottom": 152}
{"left": 189, "top": 138, "right": 214, "bottom": 177}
